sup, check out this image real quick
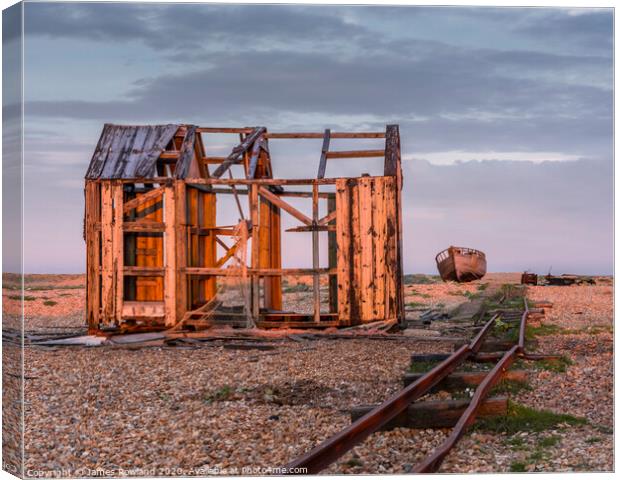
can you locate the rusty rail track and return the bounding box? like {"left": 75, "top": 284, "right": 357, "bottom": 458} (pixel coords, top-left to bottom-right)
{"left": 285, "top": 296, "right": 534, "bottom": 474}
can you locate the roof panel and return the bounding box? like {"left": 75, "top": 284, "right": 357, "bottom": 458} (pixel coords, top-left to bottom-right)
{"left": 85, "top": 124, "right": 180, "bottom": 179}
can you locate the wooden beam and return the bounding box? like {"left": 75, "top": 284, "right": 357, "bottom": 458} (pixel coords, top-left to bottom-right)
{"left": 85, "top": 182, "right": 101, "bottom": 329}
{"left": 184, "top": 267, "right": 335, "bottom": 276}
{"left": 326, "top": 149, "right": 384, "bottom": 159}
{"left": 123, "top": 186, "right": 164, "bottom": 214}
{"left": 258, "top": 186, "right": 312, "bottom": 226}
{"left": 312, "top": 184, "right": 320, "bottom": 323}
{"left": 286, "top": 225, "right": 335, "bottom": 232}
{"left": 189, "top": 226, "right": 239, "bottom": 236}
{"left": 317, "top": 129, "right": 331, "bottom": 179}
{"left": 248, "top": 136, "right": 264, "bottom": 179}
{"left": 203, "top": 156, "right": 227, "bottom": 164}
{"left": 209, "top": 187, "right": 335, "bottom": 199}
{"left": 175, "top": 181, "right": 188, "bottom": 323}
{"left": 123, "top": 267, "right": 165, "bottom": 276}
{"left": 403, "top": 370, "right": 528, "bottom": 390}
{"left": 266, "top": 132, "right": 385, "bottom": 139}
{"left": 250, "top": 184, "right": 260, "bottom": 321}
{"left": 215, "top": 241, "right": 239, "bottom": 268}
{"left": 135, "top": 177, "right": 339, "bottom": 186}
{"left": 112, "top": 183, "right": 124, "bottom": 324}
{"left": 384, "top": 124, "right": 405, "bottom": 326}
{"left": 211, "top": 127, "right": 266, "bottom": 178}
{"left": 318, "top": 209, "right": 337, "bottom": 226}
{"left": 327, "top": 195, "right": 338, "bottom": 314}
{"left": 100, "top": 183, "right": 114, "bottom": 326}
{"left": 123, "top": 222, "right": 166, "bottom": 232}
{"left": 164, "top": 185, "right": 176, "bottom": 327}
{"left": 197, "top": 127, "right": 255, "bottom": 134}
{"left": 350, "top": 397, "right": 508, "bottom": 430}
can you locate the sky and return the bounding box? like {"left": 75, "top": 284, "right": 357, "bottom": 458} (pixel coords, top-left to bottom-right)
{"left": 2, "top": 2, "right": 614, "bottom": 274}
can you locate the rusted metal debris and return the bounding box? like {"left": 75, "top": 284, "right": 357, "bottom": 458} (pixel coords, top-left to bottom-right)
{"left": 436, "top": 246, "right": 487, "bottom": 283}
{"left": 544, "top": 274, "right": 595, "bottom": 286}
{"left": 521, "top": 271, "right": 538, "bottom": 285}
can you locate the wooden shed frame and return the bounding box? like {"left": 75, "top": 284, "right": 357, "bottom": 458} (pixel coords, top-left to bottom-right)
{"left": 84, "top": 124, "right": 404, "bottom": 332}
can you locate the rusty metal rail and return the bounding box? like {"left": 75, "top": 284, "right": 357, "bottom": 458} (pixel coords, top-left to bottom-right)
{"left": 284, "top": 314, "right": 500, "bottom": 474}
{"left": 285, "top": 297, "right": 535, "bottom": 475}
{"left": 412, "top": 298, "right": 529, "bottom": 473}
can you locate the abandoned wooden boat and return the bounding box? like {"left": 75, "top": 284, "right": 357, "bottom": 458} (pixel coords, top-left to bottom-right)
{"left": 435, "top": 246, "right": 486, "bottom": 283}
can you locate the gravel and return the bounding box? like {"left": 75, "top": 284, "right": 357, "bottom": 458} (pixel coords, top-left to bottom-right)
{"left": 8, "top": 273, "right": 614, "bottom": 474}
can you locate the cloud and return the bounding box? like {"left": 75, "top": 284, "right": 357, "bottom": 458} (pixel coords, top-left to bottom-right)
{"left": 411, "top": 150, "right": 582, "bottom": 166}
{"left": 514, "top": 8, "right": 613, "bottom": 50}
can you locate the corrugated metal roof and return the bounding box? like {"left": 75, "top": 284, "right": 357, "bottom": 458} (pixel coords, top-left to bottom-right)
{"left": 85, "top": 124, "right": 187, "bottom": 179}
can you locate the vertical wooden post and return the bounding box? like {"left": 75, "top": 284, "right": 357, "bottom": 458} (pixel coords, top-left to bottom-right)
{"left": 327, "top": 194, "right": 338, "bottom": 314}
{"left": 100, "top": 182, "right": 114, "bottom": 326}
{"left": 112, "top": 182, "right": 124, "bottom": 324}
{"left": 312, "top": 183, "right": 320, "bottom": 323}
{"left": 164, "top": 183, "right": 177, "bottom": 327}
{"left": 174, "top": 181, "right": 187, "bottom": 323}
{"left": 385, "top": 125, "right": 405, "bottom": 326}
{"left": 85, "top": 181, "right": 101, "bottom": 330}
{"left": 358, "top": 177, "right": 374, "bottom": 322}
{"left": 250, "top": 184, "right": 260, "bottom": 321}
{"left": 335, "top": 179, "right": 352, "bottom": 325}
{"left": 269, "top": 201, "right": 282, "bottom": 310}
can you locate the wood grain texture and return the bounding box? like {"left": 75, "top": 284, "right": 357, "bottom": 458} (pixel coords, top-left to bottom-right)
{"left": 164, "top": 185, "right": 176, "bottom": 326}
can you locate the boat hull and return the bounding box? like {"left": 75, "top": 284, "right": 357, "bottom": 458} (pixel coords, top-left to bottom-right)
{"left": 436, "top": 247, "right": 486, "bottom": 283}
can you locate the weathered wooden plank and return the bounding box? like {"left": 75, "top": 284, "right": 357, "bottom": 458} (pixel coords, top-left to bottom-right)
{"left": 100, "top": 183, "right": 115, "bottom": 325}
{"left": 327, "top": 196, "right": 338, "bottom": 314}
{"left": 197, "top": 127, "right": 255, "bottom": 134}
{"left": 384, "top": 176, "right": 398, "bottom": 319}
{"left": 403, "top": 370, "right": 528, "bottom": 390}
{"left": 384, "top": 124, "right": 400, "bottom": 176}
{"left": 335, "top": 179, "right": 351, "bottom": 324}
{"left": 259, "top": 196, "right": 273, "bottom": 307}
{"left": 312, "top": 184, "right": 321, "bottom": 322}
{"left": 358, "top": 177, "right": 374, "bottom": 321}
{"left": 123, "top": 221, "right": 166, "bottom": 232}
{"left": 286, "top": 225, "right": 335, "bottom": 232}
{"left": 112, "top": 183, "right": 124, "bottom": 323}
{"left": 265, "top": 132, "right": 385, "bottom": 139}
{"left": 317, "top": 129, "right": 331, "bottom": 179}
{"left": 202, "top": 192, "right": 217, "bottom": 300}
{"left": 326, "top": 149, "right": 384, "bottom": 159}
{"left": 122, "top": 186, "right": 164, "bottom": 214}
{"left": 350, "top": 179, "right": 362, "bottom": 324}
{"left": 350, "top": 397, "right": 508, "bottom": 430}
{"left": 248, "top": 136, "right": 264, "bottom": 179}
{"left": 257, "top": 186, "right": 312, "bottom": 226}
{"left": 188, "top": 187, "right": 199, "bottom": 308}
{"left": 250, "top": 184, "right": 260, "bottom": 320}
{"left": 215, "top": 241, "right": 239, "bottom": 268}
{"left": 385, "top": 125, "right": 405, "bottom": 325}
{"left": 269, "top": 200, "right": 282, "bottom": 310}
{"left": 318, "top": 210, "right": 337, "bottom": 226}
{"left": 185, "top": 267, "right": 335, "bottom": 276}
{"left": 164, "top": 185, "right": 176, "bottom": 326}
{"left": 372, "top": 178, "right": 386, "bottom": 319}
{"left": 211, "top": 127, "right": 266, "bottom": 178}
{"left": 85, "top": 182, "right": 101, "bottom": 329}
{"left": 175, "top": 181, "right": 188, "bottom": 321}
{"left": 123, "top": 267, "right": 164, "bottom": 276}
